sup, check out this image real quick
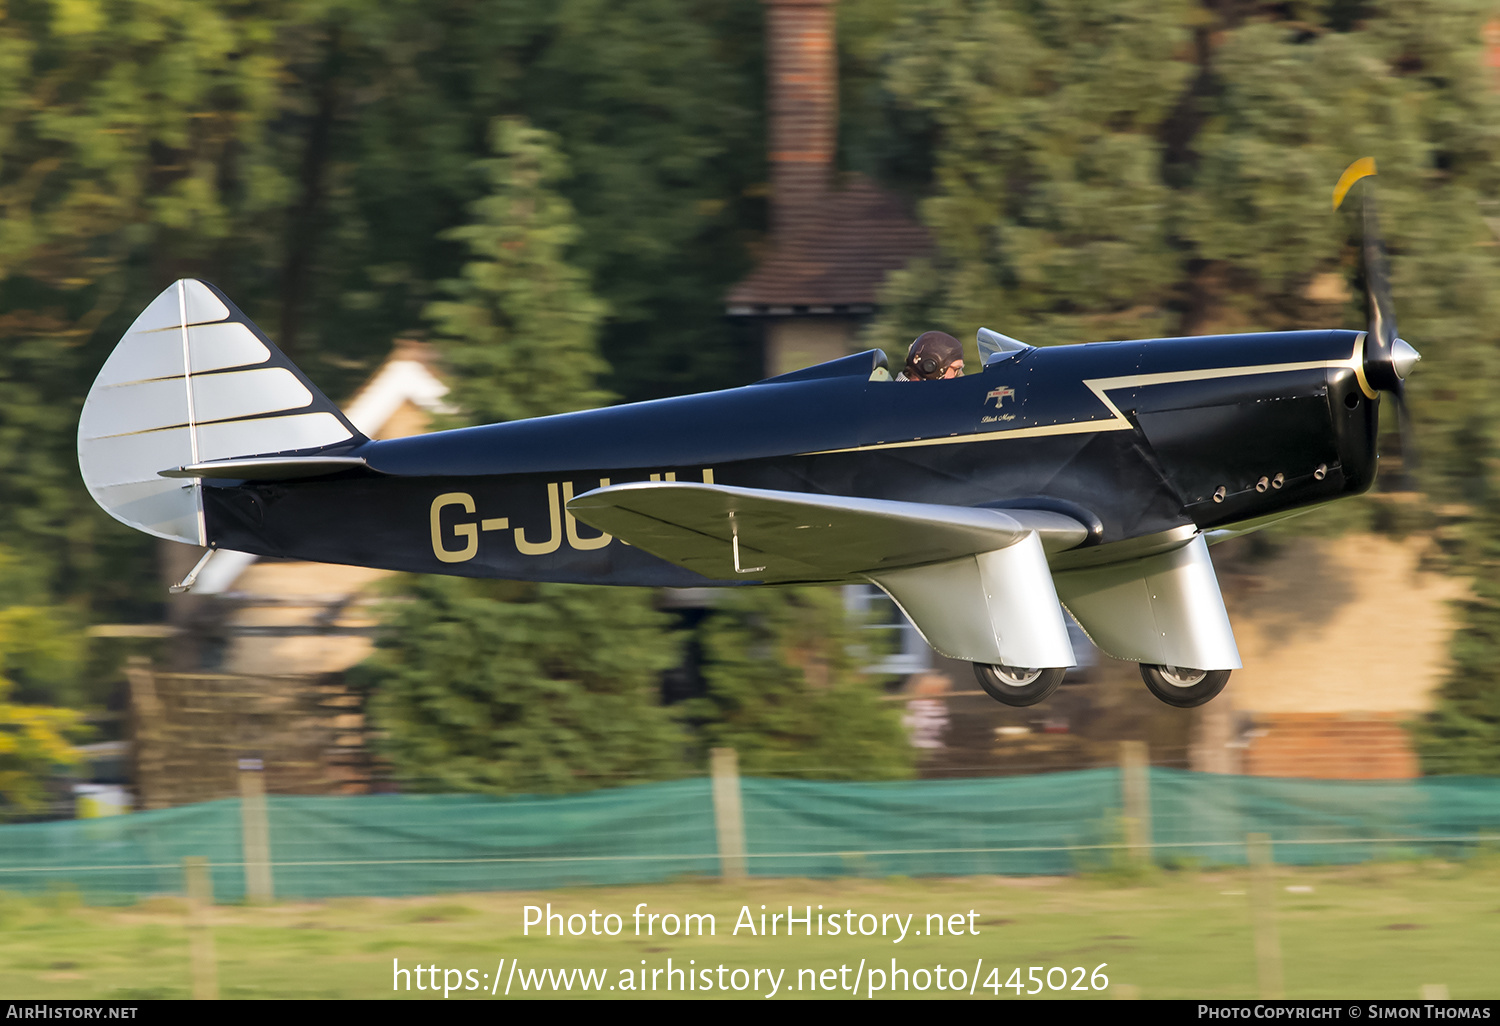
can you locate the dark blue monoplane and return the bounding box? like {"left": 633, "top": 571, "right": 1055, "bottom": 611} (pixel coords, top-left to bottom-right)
{"left": 79, "top": 160, "right": 1417, "bottom": 708}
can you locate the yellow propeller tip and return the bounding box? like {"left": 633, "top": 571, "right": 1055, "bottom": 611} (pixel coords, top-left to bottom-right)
{"left": 1333, "top": 157, "right": 1377, "bottom": 210}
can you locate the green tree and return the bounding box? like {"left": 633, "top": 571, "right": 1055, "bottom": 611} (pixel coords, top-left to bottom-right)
{"left": 0, "top": 0, "right": 303, "bottom": 618}
{"left": 1414, "top": 513, "right": 1500, "bottom": 774}
{"left": 0, "top": 549, "right": 84, "bottom": 817}
{"left": 361, "top": 114, "right": 688, "bottom": 793}
{"left": 870, "top": 0, "right": 1500, "bottom": 455}
{"left": 357, "top": 577, "right": 686, "bottom": 794}
{"left": 689, "top": 588, "right": 915, "bottom": 781}
{"left": 284, "top": 0, "right": 763, "bottom": 402}
{"left": 526, "top": 0, "right": 764, "bottom": 400}
{"left": 1168, "top": 1, "right": 1500, "bottom": 494}
{"left": 868, "top": 0, "right": 1500, "bottom": 770}
{"left": 0, "top": 0, "right": 763, "bottom": 790}
{"left": 425, "top": 118, "right": 611, "bottom": 424}
{"left": 0, "top": 0, "right": 765, "bottom": 625}
{"left": 1168, "top": 6, "right": 1500, "bottom": 775}
{"left": 869, "top": 0, "right": 1194, "bottom": 362}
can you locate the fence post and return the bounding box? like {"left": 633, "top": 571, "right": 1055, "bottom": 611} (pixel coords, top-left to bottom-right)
{"left": 183, "top": 857, "right": 219, "bottom": 1000}
{"left": 126, "top": 657, "right": 166, "bottom": 810}
{"left": 238, "top": 757, "right": 274, "bottom": 904}
{"left": 1119, "top": 740, "right": 1151, "bottom": 865}
{"left": 1247, "top": 832, "right": 1284, "bottom": 999}
{"left": 710, "top": 747, "right": 747, "bottom": 883}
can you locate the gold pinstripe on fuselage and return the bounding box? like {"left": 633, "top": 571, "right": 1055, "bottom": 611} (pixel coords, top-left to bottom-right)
{"left": 800, "top": 334, "right": 1368, "bottom": 457}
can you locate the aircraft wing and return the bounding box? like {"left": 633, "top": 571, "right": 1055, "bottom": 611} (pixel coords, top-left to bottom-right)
{"left": 566, "top": 481, "right": 1089, "bottom": 584}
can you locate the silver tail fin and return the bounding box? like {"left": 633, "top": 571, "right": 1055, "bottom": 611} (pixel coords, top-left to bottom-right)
{"left": 77, "top": 279, "right": 366, "bottom": 545}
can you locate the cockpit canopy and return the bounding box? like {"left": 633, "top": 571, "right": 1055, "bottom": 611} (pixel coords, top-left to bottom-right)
{"left": 977, "top": 327, "right": 1031, "bottom": 368}
{"left": 753, "top": 328, "right": 1034, "bottom": 386}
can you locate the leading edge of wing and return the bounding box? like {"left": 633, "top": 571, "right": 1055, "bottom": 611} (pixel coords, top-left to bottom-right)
{"left": 566, "top": 481, "right": 1090, "bottom": 583}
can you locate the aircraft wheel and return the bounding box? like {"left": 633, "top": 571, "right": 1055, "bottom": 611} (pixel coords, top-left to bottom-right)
{"left": 1139, "top": 664, "right": 1230, "bottom": 708}
{"left": 972, "top": 664, "right": 1065, "bottom": 707}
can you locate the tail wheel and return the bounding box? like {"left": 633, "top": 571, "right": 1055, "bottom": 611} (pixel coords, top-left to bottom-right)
{"left": 1139, "top": 664, "right": 1230, "bottom": 708}
{"left": 973, "top": 664, "right": 1065, "bottom": 707}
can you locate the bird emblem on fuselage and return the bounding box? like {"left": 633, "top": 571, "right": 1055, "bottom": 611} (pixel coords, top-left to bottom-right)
{"left": 986, "top": 385, "right": 1016, "bottom": 408}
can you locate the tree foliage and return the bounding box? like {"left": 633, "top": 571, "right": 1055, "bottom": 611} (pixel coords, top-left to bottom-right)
{"left": 869, "top": 0, "right": 1195, "bottom": 356}
{"left": 3, "top": 0, "right": 1500, "bottom": 778}
{"left": 687, "top": 588, "right": 915, "bottom": 781}
{"left": 286, "top": 0, "right": 764, "bottom": 401}
{"left": 0, "top": 0, "right": 300, "bottom": 620}
{"left": 425, "top": 119, "right": 611, "bottom": 424}
{"left": 868, "top": 0, "right": 1500, "bottom": 770}
{"left": 0, "top": 1, "right": 766, "bottom": 778}
{"left": 1414, "top": 513, "right": 1500, "bottom": 774}
{"left": 0, "top": 0, "right": 765, "bottom": 623}
{"left": 360, "top": 108, "right": 692, "bottom": 793}
{"left": 0, "top": 549, "right": 83, "bottom": 817}
{"left": 357, "top": 577, "right": 686, "bottom": 794}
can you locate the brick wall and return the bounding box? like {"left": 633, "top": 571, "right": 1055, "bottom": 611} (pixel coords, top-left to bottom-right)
{"left": 1241, "top": 713, "right": 1420, "bottom": 780}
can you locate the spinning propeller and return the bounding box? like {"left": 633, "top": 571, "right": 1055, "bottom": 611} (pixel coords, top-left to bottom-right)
{"left": 1333, "top": 158, "right": 1422, "bottom": 483}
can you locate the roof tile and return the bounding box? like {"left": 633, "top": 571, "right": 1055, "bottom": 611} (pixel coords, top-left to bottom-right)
{"left": 728, "top": 175, "right": 932, "bottom": 310}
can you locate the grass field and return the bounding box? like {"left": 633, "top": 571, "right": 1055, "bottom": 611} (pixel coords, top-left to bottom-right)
{"left": 3, "top": 859, "right": 1499, "bottom": 1000}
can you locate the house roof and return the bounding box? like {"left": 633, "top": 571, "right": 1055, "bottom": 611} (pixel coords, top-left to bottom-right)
{"left": 727, "top": 175, "right": 932, "bottom": 314}
{"left": 341, "top": 339, "right": 453, "bottom": 437}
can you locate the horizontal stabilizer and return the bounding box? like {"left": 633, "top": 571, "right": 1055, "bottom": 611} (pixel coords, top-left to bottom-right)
{"left": 566, "top": 481, "right": 1088, "bottom": 583}
{"left": 159, "top": 456, "right": 369, "bottom": 480}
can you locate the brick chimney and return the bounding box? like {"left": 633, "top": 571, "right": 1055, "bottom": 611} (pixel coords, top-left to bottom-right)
{"left": 764, "top": 0, "right": 837, "bottom": 241}
{"left": 730, "top": 0, "right": 929, "bottom": 377}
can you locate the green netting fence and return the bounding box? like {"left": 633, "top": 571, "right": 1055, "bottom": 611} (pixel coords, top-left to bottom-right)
{"left": 2, "top": 768, "right": 1499, "bottom": 904}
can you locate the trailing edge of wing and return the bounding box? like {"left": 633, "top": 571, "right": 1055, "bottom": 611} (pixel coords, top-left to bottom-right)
{"left": 566, "top": 481, "right": 1089, "bottom": 583}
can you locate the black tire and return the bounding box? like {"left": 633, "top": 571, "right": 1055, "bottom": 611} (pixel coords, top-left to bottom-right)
{"left": 972, "top": 664, "right": 1065, "bottom": 707}
{"left": 1139, "top": 664, "right": 1231, "bottom": 708}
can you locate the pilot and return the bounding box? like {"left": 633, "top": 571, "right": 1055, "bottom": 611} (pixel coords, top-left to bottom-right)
{"left": 897, "top": 331, "right": 965, "bottom": 380}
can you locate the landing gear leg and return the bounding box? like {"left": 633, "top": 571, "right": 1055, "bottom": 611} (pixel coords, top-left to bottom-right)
{"left": 1139, "top": 664, "right": 1230, "bottom": 708}
{"left": 972, "top": 664, "right": 1065, "bottom": 707}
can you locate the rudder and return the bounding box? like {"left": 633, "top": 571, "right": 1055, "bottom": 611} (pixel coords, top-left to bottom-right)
{"left": 77, "top": 279, "right": 366, "bottom": 544}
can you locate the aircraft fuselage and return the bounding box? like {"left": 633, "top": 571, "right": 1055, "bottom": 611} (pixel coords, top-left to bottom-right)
{"left": 202, "top": 328, "right": 1379, "bottom": 586}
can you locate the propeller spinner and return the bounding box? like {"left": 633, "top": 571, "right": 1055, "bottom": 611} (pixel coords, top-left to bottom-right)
{"left": 1332, "top": 158, "right": 1422, "bottom": 477}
